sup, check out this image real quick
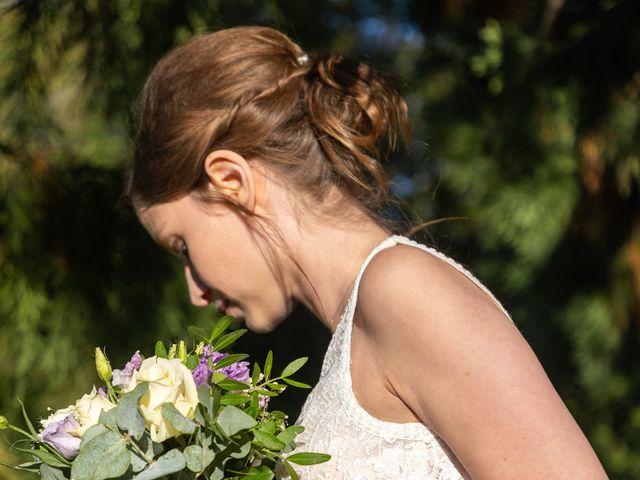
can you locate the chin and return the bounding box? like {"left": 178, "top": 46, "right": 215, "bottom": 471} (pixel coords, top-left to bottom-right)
{"left": 242, "top": 309, "right": 288, "bottom": 334}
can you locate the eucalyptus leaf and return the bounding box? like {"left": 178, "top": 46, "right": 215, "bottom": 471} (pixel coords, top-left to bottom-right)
{"left": 216, "top": 406, "right": 257, "bottom": 436}
{"left": 98, "top": 407, "right": 118, "bottom": 429}
{"left": 71, "top": 430, "right": 130, "bottom": 480}
{"left": 161, "top": 403, "right": 197, "bottom": 435}
{"left": 39, "top": 463, "right": 68, "bottom": 480}
{"left": 281, "top": 357, "right": 308, "bottom": 378}
{"left": 286, "top": 452, "right": 331, "bottom": 465}
{"left": 184, "top": 444, "right": 215, "bottom": 473}
{"left": 131, "top": 449, "right": 186, "bottom": 480}
{"left": 116, "top": 382, "right": 148, "bottom": 440}
{"left": 227, "top": 436, "right": 251, "bottom": 459}
{"left": 80, "top": 424, "right": 108, "bottom": 449}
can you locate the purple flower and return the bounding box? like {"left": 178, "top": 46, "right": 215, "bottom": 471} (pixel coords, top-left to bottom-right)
{"left": 192, "top": 361, "right": 212, "bottom": 387}
{"left": 112, "top": 350, "right": 144, "bottom": 389}
{"left": 97, "top": 386, "right": 108, "bottom": 398}
{"left": 39, "top": 413, "right": 81, "bottom": 459}
{"left": 258, "top": 395, "right": 270, "bottom": 410}
{"left": 219, "top": 360, "right": 250, "bottom": 383}
{"left": 191, "top": 348, "right": 250, "bottom": 386}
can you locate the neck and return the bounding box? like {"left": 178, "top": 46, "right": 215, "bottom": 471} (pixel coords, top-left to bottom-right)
{"left": 279, "top": 207, "right": 391, "bottom": 332}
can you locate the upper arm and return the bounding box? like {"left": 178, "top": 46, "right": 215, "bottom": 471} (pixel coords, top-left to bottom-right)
{"left": 357, "top": 245, "right": 606, "bottom": 479}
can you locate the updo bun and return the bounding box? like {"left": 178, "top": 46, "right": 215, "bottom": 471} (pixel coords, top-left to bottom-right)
{"left": 127, "top": 26, "right": 409, "bottom": 225}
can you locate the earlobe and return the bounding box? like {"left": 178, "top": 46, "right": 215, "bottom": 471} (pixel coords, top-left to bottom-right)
{"left": 202, "top": 149, "right": 256, "bottom": 210}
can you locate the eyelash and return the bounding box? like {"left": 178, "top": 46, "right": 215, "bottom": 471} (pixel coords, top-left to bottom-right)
{"left": 179, "top": 243, "right": 190, "bottom": 264}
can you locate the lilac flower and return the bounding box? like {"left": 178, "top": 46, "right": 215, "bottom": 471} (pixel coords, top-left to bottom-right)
{"left": 112, "top": 350, "right": 143, "bottom": 389}
{"left": 96, "top": 386, "right": 108, "bottom": 398}
{"left": 39, "top": 413, "right": 81, "bottom": 459}
{"left": 192, "top": 361, "right": 212, "bottom": 387}
{"left": 258, "top": 395, "right": 270, "bottom": 410}
{"left": 192, "top": 347, "right": 250, "bottom": 386}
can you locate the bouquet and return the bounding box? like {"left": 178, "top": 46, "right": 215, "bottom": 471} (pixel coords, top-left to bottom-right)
{"left": 0, "top": 316, "right": 329, "bottom": 479}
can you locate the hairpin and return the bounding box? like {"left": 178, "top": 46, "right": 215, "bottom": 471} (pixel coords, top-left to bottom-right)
{"left": 297, "top": 53, "right": 310, "bottom": 66}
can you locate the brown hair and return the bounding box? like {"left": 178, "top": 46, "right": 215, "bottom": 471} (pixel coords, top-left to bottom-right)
{"left": 126, "top": 26, "right": 409, "bottom": 227}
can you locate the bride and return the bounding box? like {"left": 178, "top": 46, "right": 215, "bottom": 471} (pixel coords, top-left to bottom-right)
{"left": 127, "top": 26, "right": 607, "bottom": 479}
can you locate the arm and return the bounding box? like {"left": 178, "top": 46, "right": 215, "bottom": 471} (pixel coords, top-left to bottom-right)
{"left": 357, "top": 245, "right": 608, "bottom": 479}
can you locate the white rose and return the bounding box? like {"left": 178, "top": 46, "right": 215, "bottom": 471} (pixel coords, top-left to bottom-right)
{"left": 69, "top": 388, "right": 116, "bottom": 436}
{"left": 129, "top": 356, "right": 199, "bottom": 442}
{"left": 40, "top": 387, "right": 115, "bottom": 437}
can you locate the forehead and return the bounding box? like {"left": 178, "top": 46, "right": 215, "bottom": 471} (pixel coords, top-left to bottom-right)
{"left": 136, "top": 201, "right": 178, "bottom": 240}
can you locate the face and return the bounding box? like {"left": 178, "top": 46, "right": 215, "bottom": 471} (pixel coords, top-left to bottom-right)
{"left": 137, "top": 193, "right": 294, "bottom": 333}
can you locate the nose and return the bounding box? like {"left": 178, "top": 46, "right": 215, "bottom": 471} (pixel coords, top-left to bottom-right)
{"left": 184, "top": 265, "right": 212, "bottom": 307}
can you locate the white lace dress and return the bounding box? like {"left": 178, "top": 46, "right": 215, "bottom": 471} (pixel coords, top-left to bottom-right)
{"left": 287, "top": 235, "right": 512, "bottom": 479}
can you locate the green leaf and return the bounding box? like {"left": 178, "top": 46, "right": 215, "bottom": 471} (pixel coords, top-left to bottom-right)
{"left": 282, "top": 378, "right": 312, "bottom": 389}
{"left": 213, "top": 353, "right": 249, "bottom": 369}
{"left": 39, "top": 463, "right": 68, "bottom": 480}
{"left": 71, "top": 430, "right": 130, "bottom": 480}
{"left": 216, "top": 406, "right": 257, "bottom": 436}
{"left": 186, "top": 354, "right": 199, "bottom": 370}
{"left": 160, "top": 403, "right": 197, "bottom": 435}
{"left": 264, "top": 350, "right": 273, "bottom": 380}
{"left": 116, "top": 382, "right": 148, "bottom": 440}
{"left": 243, "top": 471, "right": 274, "bottom": 480}
{"left": 258, "top": 419, "right": 276, "bottom": 434}
{"left": 286, "top": 452, "right": 331, "bottom": 465}
{"left": 282, "top": 459, "right": 299, "bottom": 480}
{"left": 281, "top": 357, "right": 308, "bottom": 378}
{"left": 217, "top": 378, "right": 250, "bottom": 391}
{"left": 187, "top": 325, "right": 208, "bottom": 342}
{"left": 17, "top": 398, "right": 37, "bottom": 437}
{"left": 20, "top": 448, "right": 69, "bottom": 469}
{"left": 13, "top": 461, "right": 42, "bottom": 472}
{"left": 276, "top": 425, "right": 305, "bottom": 445}
{"left": 251, "top": 362, "right": 261, "bottom": 385}
{"left": 79, "top": 424, "right": 108, "bottom": 448}
{"left": 211, "top": 372, "right": 227, "bottom": 384}
{"left": 131, "top": 449, "right": 186, "bottom": 480}
{"left": 208, "top": 315, "right": 233, "bottom": 343}
{"left": 253, "top": 430, "right": 286, "bottom": 451}
{"left": 154, "top": 341, "right": 167, "bottom": 358}
{"left": 212, "top": 329, "right": 247, "bottom": 352}
{"left": 219, "top": 393, "right": 251, "bottom": 406}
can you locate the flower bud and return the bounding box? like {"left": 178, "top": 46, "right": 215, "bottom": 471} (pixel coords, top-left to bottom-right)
{"left": 95, "top": 347, "right": 112, "bottom": 384}
{"left": 0, "top": 415, "right": 9, "bottom": 429}
{"left": 195, "top": 342, "right": 205, "bottom": 356}
{"left": 168, "top": 343, "right": 177, "bottom": 359}
{"left": 178, "top": 340, "right": 187, "bottom": 364}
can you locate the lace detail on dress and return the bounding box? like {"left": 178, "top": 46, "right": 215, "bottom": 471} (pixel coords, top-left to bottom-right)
{"left": 283, "top": 235, "right": 512, "bottom": 479}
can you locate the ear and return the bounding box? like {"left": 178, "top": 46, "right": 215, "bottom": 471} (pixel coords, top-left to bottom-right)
{"left": 202, "top": 149, "right": 256, "bottom": 210}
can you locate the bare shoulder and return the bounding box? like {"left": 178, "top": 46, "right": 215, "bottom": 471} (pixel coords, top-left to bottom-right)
{"left": 357, "top": 243, "right": 512, "bottom": 336}
{"left": 354, "top": 243, "right": 607, "bottom": 479}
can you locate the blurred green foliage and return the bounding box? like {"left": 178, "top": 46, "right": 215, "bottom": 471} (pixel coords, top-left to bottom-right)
{"left": 0, "top": 0, "right": 638, "bottom": 478}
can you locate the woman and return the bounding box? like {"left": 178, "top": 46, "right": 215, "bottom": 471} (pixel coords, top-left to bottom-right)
{"left": 127, "top": 26, "right": 607, "bottom": 479}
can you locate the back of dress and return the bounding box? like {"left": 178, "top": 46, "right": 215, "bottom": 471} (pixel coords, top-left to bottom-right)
{"left": 286, "top": 235, "right": 512, "bottom": 479}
